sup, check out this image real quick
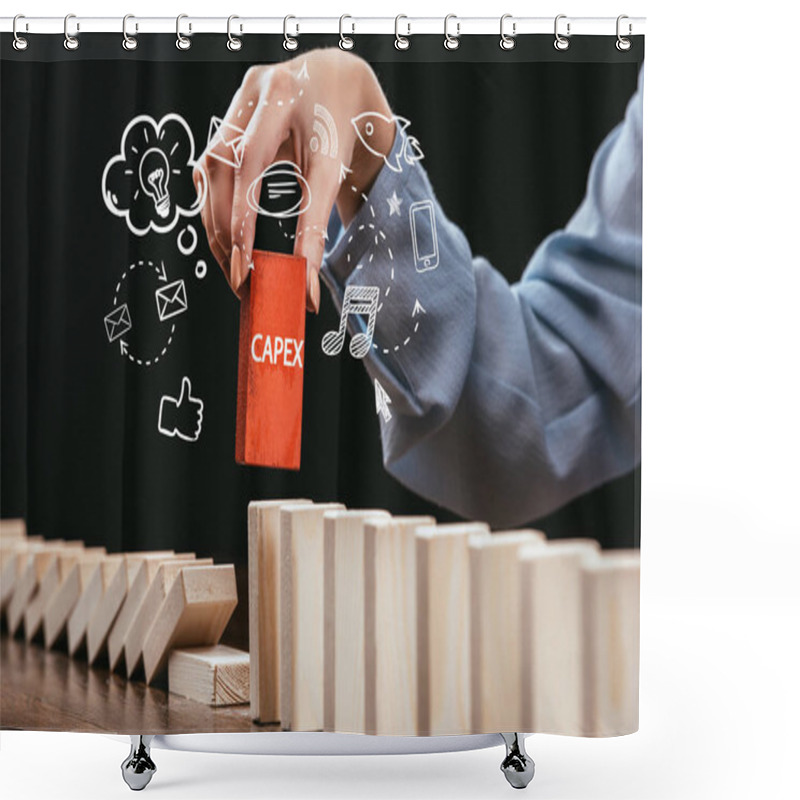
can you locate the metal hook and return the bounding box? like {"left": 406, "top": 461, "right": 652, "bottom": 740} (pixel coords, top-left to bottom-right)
{"left": 63, "top": 13, "right": 79, "bottom": 51}
{"left": 339, "top": 15, "right": 355, "bottom": 50}
{"left": 283, "top": 15, "right": 298, "bottom": 51}
{"left": 394, "top": 15, "right": 410, "bottom": 50}
{"left": 554, "top": 14, "right": 570, "bottom": 51}
{"left": 500, "top": 14, "right": 516, "bottom": 50}
{"left": 12, "top": 14, "right": 28, "bottom": 51}
{"left": 122, "top": 14, "right": 138, "bottom": 51}
{"left": 616, "top": 14, "right": 632, "bottom": 51}
{"left": 444, "top": 14, "right": 460, "bottom": 51}
{"left": 227, "top": 15, "right": 242, "bottom": 51}
{"left": 176, "top": 14, "right": 191, "bottom": 50}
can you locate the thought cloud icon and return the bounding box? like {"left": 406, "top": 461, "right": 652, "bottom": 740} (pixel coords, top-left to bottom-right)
{"left": 102, "top": 113, "right": 207, "bottom": 236}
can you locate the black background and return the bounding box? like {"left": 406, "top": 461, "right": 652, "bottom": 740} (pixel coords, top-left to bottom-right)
{"left": 1, "top": 35, "right": 643, "bottom": 561}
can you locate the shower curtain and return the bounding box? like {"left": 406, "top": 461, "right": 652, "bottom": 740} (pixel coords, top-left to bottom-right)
{"left": 1, "top": 27, "right": 644, "bottom": 738}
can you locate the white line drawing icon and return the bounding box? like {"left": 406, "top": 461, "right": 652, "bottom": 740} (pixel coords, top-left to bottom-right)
{"left": 158, "top": 377, "right": 204, "bottom": 442}
{"left": 177, "top": 224, "right": 198, "bottom": 256}
{"left": 387, "top": 190, "right": 403, "bottom": 216}
{"left": 309, "top": 104, "right": 338, "bottom": 158}
{"left": 155, "top": 279, "right": 188, "bottom": 322}
{"left": 246, "top": 161, "right": 311, "bottom": 219}
{"left": 351, "top": 112, "right": 424, "bottom": 174}
{"left": 104, "top": 303, "right": 132, "bottom": 343}
{"left": 296, "top": 60, "right": 310, "bottom": 81}
{"left": 412, "top": 299, "right": 426, "bottom": 317}
{"left": 102, "top": 113, "right": 206, "bottom": 236}
{"left": 195, "top": 260, "right": 207, "bottom": 280}
{"left": 409, "top": 200, "right": 439, "bottom": 273}
{"left": 206, "top": 116, "right": 246, "bottom": 168}
{"left": 321, "top": 285, "right": 380, "bottom": 359}
{"left": 105, "top": 260, "right": 181, "bottom": 368}
{"left": 339, "top": 162, "right": 353, "bottom": 184}
{"left": 139, "top": 148, "right": 171, "bottom": 219}
{"left": 374, "top": 379, "right": 392, "bottom": 423}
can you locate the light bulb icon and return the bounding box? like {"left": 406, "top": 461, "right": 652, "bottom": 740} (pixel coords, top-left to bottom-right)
{"left": 139, "top": 147, "right": 171, "bottom": 219}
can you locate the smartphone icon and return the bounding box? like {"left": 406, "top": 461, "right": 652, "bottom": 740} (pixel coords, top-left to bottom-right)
{"left": 409, "top": 200, "right": 439, "bottom": 273}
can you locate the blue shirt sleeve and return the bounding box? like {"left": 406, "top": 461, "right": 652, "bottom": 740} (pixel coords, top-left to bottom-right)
{"left": 320, "top": 70, "right": 643, "bottom": 528}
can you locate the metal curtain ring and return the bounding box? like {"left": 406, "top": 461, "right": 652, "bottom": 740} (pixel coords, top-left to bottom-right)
{"left": 554, "top": 14, "right": 570, "bottom": 51}
{"left": 394, "top": 15, "right": 410, "bottom": 50}
{"left": 616, "top": 14, "right": 632, "bottom": 51}
{"left": 122, "top": 14, "right": 138, "bottom": 51}
{"left": 339, "top": 15, "right": 355, "bottom": 50}
{"left": 283, "top": 16, "right": 298, "bottom": 51}
{"left": 444, "top": 14, "right": 460, "bottom": 50}
{"left": 12, "top": 14, "right": 28, "bottom": 51}
{"left": 500, "top": 14, "right": 516, "bottom": 50}
{"left": 63, "top": 13, "right": 79, "bottom": 51}
{"left": 227, "top": 15, "right": 242, "bottom": 51}
{"left": 176, "top": 14, "right": 191, "bottom": 50}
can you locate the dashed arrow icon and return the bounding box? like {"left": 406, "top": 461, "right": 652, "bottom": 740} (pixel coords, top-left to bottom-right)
{"left": 412, "top": 299, "right": 426, "bottom": 317}
{"left": 119, "top": 339, "right": 129, "bottom": 356}
{"left": 155, "top": 260, "right": 168, "bottom": 282}
{"left": 374, "top": 378, "right": 392, "bottom": 423}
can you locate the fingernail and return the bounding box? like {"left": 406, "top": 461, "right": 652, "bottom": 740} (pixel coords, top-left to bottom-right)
{"left": 231, "top": 245, "right": 242, "bottom": 291}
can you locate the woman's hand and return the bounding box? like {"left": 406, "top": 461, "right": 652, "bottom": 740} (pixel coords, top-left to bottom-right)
{"left": 193, "top": 48, "right": 395, "bottom": 310}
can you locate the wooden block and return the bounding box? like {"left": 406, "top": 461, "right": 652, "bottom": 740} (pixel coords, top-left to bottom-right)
{"left": 364, "top": 515, "right": 435, "bottom": 736}
{"left": 415, "top": 522, "right": 491, "bottom": 735}
{"left": 519, "top": 538, "right": 601, "bottom": 735}
{"left": 1, "top": 536, "right": 44, "bottom": 614}
{"left": 279, "top": 502, "right": 344, "bottom": 731}
{"left": 106, "top": 552, "right": 192, "bottom": 672}
{"left": 142, "top": 564, "right": 238, "bottom": 685}
{"left": 469, "top": 530, "right": 546, "bottom": 733}
{"left": 6, "top": 540, "right": 83, "bottom": 636}
{"left": 236, "top": 249, "right": 307, "bottom": 469}
{"left": 86, "top": 551, "right": 175, "bottom": 666}
{"left": 248, "top": 499, "right": 312, "bottom": 723}
{"left": 125, "top": 558, "right": 213, "bottom": 678}
{"left": 42, "top": 548, "right": 107, "bottom": 650}
{"left": 0, "top": 518, "right": 26, "bottom": 540}
{"left": 23, "top": 545, "right": 91, "bottom": 643}
{"left": 322, "top": 509, "right": 390, "bottom": 734}
{"left": 581, "top": 550, "right": 640, "bottom": 737}
{"left": 169, "top": 644, "right": 250, "bottom": 706}
{"left": 67, "top": 553, "right": 123, "bottom": 656}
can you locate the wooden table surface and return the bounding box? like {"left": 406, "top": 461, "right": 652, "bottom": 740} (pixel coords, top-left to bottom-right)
{"left": 0, "top": 563, "right": 280, "bottom": 735}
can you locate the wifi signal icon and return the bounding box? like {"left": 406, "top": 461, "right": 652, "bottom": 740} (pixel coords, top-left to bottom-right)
{"left": 309, "top": 104, "right": 339, "bottom": 158}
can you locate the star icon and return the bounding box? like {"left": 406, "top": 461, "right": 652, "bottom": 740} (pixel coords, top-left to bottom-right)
{"left": 387, "top": 190, "right": 403, "bottom": 216}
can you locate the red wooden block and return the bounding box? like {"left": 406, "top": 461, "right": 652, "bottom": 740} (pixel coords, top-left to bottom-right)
{"left": 236, "top": 250, "right": 306, "bottom": 470}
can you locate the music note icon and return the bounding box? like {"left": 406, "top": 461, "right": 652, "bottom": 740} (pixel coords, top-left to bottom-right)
{"left": 321, "top": 285, "right": 380, "bottom": 359}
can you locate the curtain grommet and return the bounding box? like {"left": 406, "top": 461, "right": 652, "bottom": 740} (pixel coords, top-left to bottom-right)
{"left": 339, "top": 15, "right": 355, "bottom": 50}
{"left": 616, "top": 15, "right": 632, "bottom": 51}
{"left": 394, "top": 15, "right": 410, "bottom": 50}
{"left": 122, "top": 14, "right": 138, "bottom": 51}
{"left": 12, "top": 14, "right": 28, "bottom": 51}
{"left": 444, "top": 14, "right": 460, "bottom": 51}
{"left": 554, "top": 14, "right": 570, "bottom": 51}
{"left": 500, "top": 14, "right": 516, "bottom": 50}
{"left": 176, "top": 14, "right": 192, "bottom": 50}
{"left": 227, "top": 15, "right": 242, "bottom": 51}
{"left": 283, "top": 16, "right": 299, "bottom": 51}
{"left": 63, "top": 13, "right": 79, "bottom": 51}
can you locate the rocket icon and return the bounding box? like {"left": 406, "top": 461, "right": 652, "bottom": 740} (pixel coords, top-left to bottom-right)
{"left": 351, "top": 112, "right": 424, "bottom": 174}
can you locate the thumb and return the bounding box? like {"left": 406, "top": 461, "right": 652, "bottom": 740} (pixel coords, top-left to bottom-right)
{"left": 177, "top": 376, "right": 192, "bottom": 405}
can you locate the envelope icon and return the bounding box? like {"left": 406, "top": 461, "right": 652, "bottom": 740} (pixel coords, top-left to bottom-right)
{"left": 155, "top": 279, "right": 188, "bottom": 322}
{"left": 104, "top": 303, "right": 132, "bottom": 343}
{"left": 207, "top": 116, "right": 245, "bottom": 169}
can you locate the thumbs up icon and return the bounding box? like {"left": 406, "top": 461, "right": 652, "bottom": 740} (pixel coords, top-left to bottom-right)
{"left": 158, "top": 377, "right": 204, "bottom": 442}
